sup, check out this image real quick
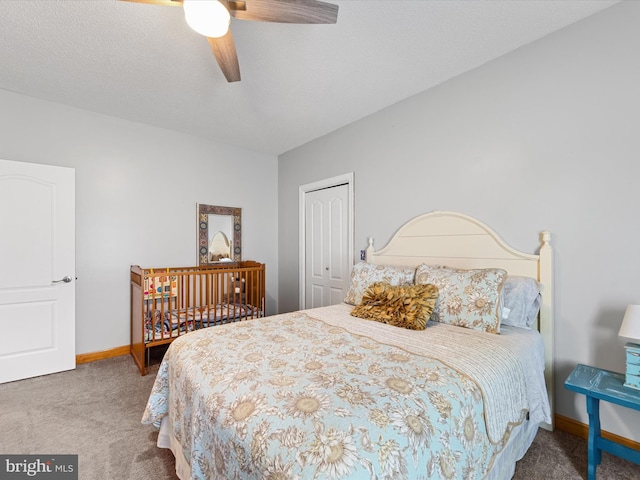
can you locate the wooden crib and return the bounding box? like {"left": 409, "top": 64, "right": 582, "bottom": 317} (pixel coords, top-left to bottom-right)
{"left": 130, "top": 261, "right": 265, "bottom": 375}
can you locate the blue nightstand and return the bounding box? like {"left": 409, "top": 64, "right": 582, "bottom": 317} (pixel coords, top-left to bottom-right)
{"left": 565, "top": 364, "right": 640, "bottom": 479}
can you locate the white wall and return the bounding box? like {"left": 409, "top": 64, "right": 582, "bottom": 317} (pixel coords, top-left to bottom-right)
{"left": 279, "top": 2, "right": 640, "bottom": 442}
{"left": 0, "top": 89, "right": 279, "bottom": 355}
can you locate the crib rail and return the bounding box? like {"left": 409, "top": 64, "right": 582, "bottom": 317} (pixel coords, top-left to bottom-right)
{"left": 130, "top": 261, "right": 265, "bottom": 375}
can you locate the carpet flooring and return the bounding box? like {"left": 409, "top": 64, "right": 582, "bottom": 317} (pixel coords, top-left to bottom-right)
{"left": 1, "top": 355, "right": 639, "bottom": 479}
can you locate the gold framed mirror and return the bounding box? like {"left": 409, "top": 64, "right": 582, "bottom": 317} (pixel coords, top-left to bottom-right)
{"left": 197, "top": 204, "right": 241, "bottom": 265}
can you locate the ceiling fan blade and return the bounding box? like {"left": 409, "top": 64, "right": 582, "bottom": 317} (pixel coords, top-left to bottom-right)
{"left": 208, "top": 30, "right": 241, "bottom": 82}
{"left": 119, "top": 0, "right": 183, "bottom": 6}
{"left": 230, "top": 0, "right": 338, "bottom": 24}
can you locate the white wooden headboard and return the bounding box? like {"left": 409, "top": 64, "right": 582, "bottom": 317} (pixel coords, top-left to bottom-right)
{"left": 365, "top": 210, "right": 554, "bottom": 430}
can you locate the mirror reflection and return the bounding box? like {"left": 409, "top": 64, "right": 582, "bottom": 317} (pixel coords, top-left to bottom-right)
{"left": 197, "top": 204, "right": 241, "bottom": 265}
{"left": 209, "top": 229, "right": 232, "bottom": 262}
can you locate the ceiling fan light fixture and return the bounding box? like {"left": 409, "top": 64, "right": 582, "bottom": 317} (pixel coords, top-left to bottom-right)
{"left": 183, "top": 0, "right": 231, "bottom": 38}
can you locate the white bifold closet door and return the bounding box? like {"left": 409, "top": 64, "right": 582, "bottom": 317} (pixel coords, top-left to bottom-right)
{"left": 304, "top": 183, "right": 350, "bottom": 309}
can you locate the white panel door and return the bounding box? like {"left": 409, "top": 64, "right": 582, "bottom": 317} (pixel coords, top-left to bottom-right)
{"left": 0, "top": 159, "right": 75, "bottom": 383}
{"left": 304, "top": 184, "right": 349, "bottom": 308}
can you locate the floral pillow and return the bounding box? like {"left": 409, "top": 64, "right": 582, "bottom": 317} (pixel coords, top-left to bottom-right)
{"left": 350, "top": 282, "right": 439, "bottom": 330}
{"left": 344, "top": 262, "right": 416, "bottom": 305}
{"left": 414, "top": 264, "right": 507, "bottom": 334}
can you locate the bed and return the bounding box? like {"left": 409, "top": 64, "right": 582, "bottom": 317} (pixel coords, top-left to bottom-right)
{"left": 142, "top": 211, "right": 554, "bottom": 479}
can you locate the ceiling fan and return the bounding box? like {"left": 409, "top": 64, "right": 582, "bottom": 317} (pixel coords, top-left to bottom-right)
{"left": 121, "top": 0, "right": 339, "bottom": 82}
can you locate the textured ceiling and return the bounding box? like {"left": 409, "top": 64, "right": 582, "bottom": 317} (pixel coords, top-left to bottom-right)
{"left": 0, "top": 0, "right": 620, "bottom": 155}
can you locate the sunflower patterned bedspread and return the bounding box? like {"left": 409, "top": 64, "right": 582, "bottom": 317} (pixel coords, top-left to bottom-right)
{"left": 142, "top": 306, "right": 540, "bottom": 480}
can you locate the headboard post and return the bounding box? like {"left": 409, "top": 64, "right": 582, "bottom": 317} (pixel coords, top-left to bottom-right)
{"left": 365, "top": 237, "right": 374, "bottom": 263}
{"left": 538, "top": 230, "right": 554, "bottom": 431}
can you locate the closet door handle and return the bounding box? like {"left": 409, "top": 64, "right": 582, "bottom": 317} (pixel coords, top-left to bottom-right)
{"left": 53, "top": 275, "right": 73, "bottom": 284}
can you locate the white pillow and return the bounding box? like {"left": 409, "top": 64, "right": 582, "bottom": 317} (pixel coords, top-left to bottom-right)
{"left": 500, "top": 276, "right": 541, "bottom": 330}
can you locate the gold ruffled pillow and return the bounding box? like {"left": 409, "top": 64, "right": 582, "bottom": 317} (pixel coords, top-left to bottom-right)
{"left": 350, "top": 282, "right": 439, "bottom": 330}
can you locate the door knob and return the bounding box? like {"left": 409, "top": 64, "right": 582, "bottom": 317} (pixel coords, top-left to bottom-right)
{"left": 53, "top": 276, "right": 73, "bottom": 284}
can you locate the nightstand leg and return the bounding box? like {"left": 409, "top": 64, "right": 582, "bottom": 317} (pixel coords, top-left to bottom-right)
{"left": 586, "top": 395, "right": 602, "bottom": 480}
